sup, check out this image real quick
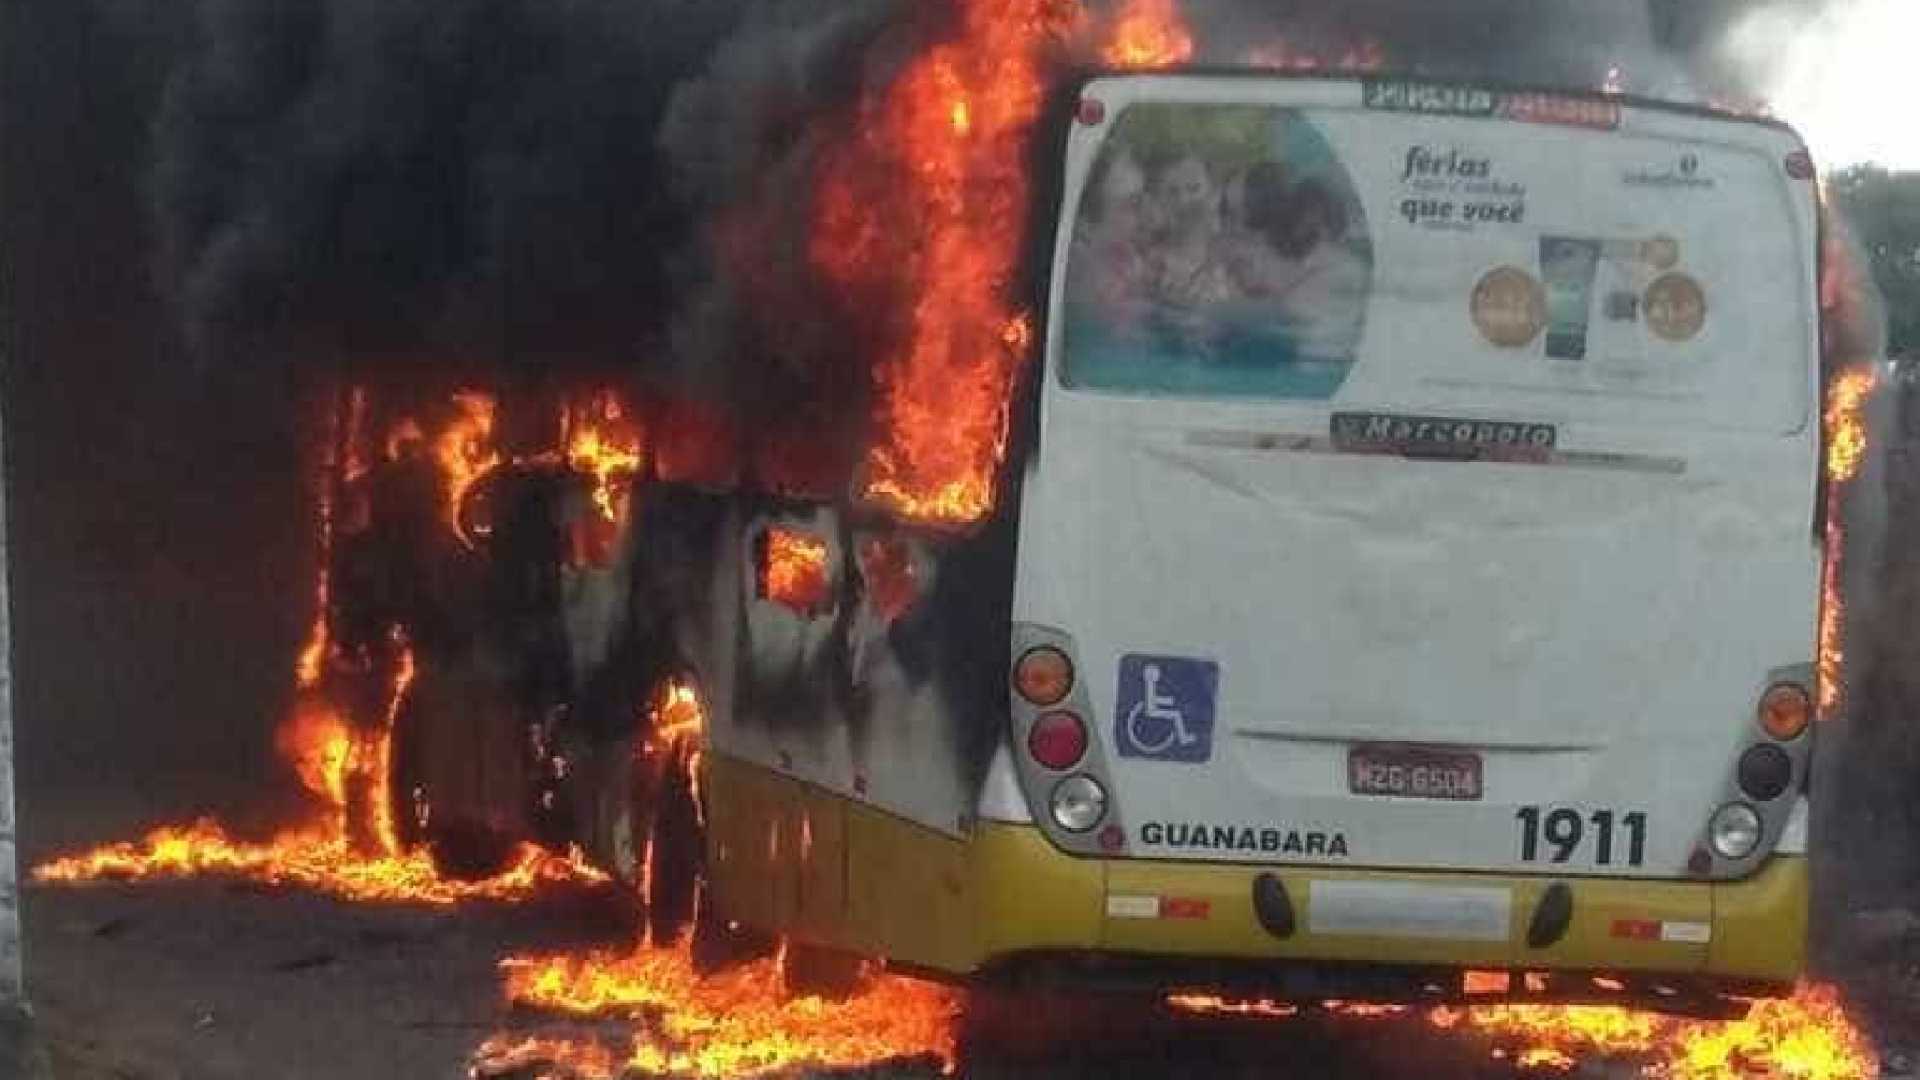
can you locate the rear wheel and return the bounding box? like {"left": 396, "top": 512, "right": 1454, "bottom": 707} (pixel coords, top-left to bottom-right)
{"left": 583, "top": 674, "right": 765, "bottom": 970}
{"left": 781, "top": 940, "right": 866, "bottom": 999}
{"left": 639, "top": 723, "right": 702, "bottom": 944}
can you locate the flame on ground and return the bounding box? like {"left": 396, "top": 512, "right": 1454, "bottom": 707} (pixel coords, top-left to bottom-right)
{"left": 1170, "top": 983, "right": 1875, "bottom": 1078}
{"left": 31, "top": 386, "right": 612, "bottom": 906}
{"left": 1817, "top": 364, "right": 1878, "bottom": 714}
{"left": 470, "top": 1035, "right": 622, "bottom": 1080}
{"left": 477, "top": 943, "right": 960, "bottom": 1079}
{"left": 33, "top": 626, "right": 606, "bottom": 906}
{"left": 30, "top": 819, "right": 605, "bottom": 906}
{"left": 33, "top": 684, "right": 606, "bottom": 904}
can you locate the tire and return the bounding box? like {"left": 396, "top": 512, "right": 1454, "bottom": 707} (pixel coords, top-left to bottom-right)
{"left": 642, "top": 732, "right": 702, "bottom": 945}
{"left": 780, "top": 940, "right": 866, "bottom": 999}
{"left": 386, "top": 693, "right": 431, "bottom": 854}
{"left": 585, "top": 674, "right": 724, "bottom": 950}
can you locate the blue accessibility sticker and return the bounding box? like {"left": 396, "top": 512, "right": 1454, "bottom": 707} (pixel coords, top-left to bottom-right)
{"left": 1114, "top": 655, "right": 1218, "bottom": 763}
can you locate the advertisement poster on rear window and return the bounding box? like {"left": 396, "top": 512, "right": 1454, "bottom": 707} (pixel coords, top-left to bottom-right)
{"left": 1058, "top": 90, "right": 1814, "bottom": 434}
{"left": 1061, "top": 104, "right": 1374, "bottom": 401}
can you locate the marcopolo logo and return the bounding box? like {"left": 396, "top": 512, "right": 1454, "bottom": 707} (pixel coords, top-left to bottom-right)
{"left": 1365, "top": 81, "right": 1621, "bottom": 131}
{"left": 1331, "top": 411, "right": 1557, "bottom": 462}
{"left": 1364, "top": 80, "right": 1495, "bottom": 118}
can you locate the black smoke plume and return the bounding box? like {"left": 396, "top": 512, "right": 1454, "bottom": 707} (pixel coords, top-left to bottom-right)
{"left": 154, "top": 0, "right": 1825, "bottom": 387}
{"left": 154, "top": 0, "right": 744, "bottom": 373}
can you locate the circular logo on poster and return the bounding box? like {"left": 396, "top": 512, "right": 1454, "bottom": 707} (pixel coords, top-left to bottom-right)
{"left": 1645, "top": 273, "right": 1708, "bottom": 342}
{"left": 1471, "top": 266, "right": 1547, "bottom": 348}
{"left": 1640, "top": 234, "right": 1681, "bottom": 271}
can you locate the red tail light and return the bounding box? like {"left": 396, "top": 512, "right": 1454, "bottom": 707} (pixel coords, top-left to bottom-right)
{"left": 1027, "top": 710, "right": 1088, "bottom": 771}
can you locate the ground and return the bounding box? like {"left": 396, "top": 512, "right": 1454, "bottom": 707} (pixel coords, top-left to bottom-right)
{"left": 11, "top": 772, "right": 1917, "bottom": 1080}
{"left": 12, "top": 828, "right": 1917, "bottom": 1077}
{"left": 25, "top": 878, "right": 1853, "bottom": 1080}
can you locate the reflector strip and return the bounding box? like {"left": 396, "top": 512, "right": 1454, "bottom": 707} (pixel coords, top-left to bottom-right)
{"left": 1660, "top": 921, "right": 1712, "bottom": 944}
{"left": 1161, "top": 897, "right": 1211, "bottom": 920}
{"left": 1610, "top": 919, "right": 1711, "bottom": 944}
{"left": 1104, "top": 894, "right": 1212, "bottom": 921}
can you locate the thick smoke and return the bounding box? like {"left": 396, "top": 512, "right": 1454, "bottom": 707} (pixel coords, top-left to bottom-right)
{"left": 155, "top": 0, "right": 1834, "bottom": 389}
{"left": 655, "top": 0, "right": 908, "bottom": 430}
{"left": 155, "top": 0, "right": 744, "bottom": 372}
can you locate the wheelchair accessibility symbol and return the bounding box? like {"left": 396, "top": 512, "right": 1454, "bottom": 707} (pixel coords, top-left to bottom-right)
{"left": 1115, "top": 655, "right": 1218, "bottom": 763}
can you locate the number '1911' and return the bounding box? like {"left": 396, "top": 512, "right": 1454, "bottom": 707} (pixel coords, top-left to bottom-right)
{"left": 1515, "top": 806, "right": 1647, "bottom": 867}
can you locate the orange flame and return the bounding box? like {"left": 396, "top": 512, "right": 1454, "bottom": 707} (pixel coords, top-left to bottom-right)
{"left": 1102, "top": 0, "right": 1195, "bottom": 68}
{"left": 32, "top": 386, "right": 608, "bottom": 905}
{"left": 295, "top": 388, "right": 360, "bottom": 689}
{"left": 1824, "top": 366, "right": 1876, "bottom": 486}
{"left": 563, "top": 391, "right": 646, "bottom": 524}
{"left": 1165, "top": 993, "right": 1299, "bottom": 1018}
{"left": 276, "top": 698, "right": 355, "bottom": 837}
{"left": 1170, "top": 984, "right": 1873, "bottom": 1077}
{"left": 366, "top": 626, "right": 416, "bottom": 858}
{"left": 487, "top": 943, "right": 959, "bottom": 1078}
{"left": 760, "top": 528, "right": 832, "bottom": 614}
{"left": 470, "top": 1035, "right": 621, "bottom": 1080}
{"left": 30, "top": 820, "right": 606, "bottom": 906}
{"left": 857, "top": 536, "right": 920, "bottom": 623}
{"left": 649, "top": 678, "right": 706, "bottom": 752}
{"left": 437, "top": 390, "right": 503, "bottom": 546}
{"left": 36, "top": 610, "right": 605, "bottom": 905}
{"left": 1242, "top": 39, "right": 1387, "bottom": 72}
{"left": 1452, "top": 984, "right": 1873, "bottom": 1078}
{"left": 1818, "top": 364, "right": 1877, "bottom": 713}
{"left": 815, "top": 0, "right": 1083, "bottom": 526}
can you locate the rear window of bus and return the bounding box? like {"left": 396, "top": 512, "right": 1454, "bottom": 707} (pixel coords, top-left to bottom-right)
{"left": 1057, "top": 97, "right": 1814, "bottom": 435}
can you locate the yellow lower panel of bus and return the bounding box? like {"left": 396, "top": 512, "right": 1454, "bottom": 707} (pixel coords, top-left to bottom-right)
{"left": 700, "top": 755, "right": 1805, "bottom": 984}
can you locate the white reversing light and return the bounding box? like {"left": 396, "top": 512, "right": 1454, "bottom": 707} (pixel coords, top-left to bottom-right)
{"left": 1049, "top": 775, "right": 1107, "bottom": 833}
{"left": 1709, "top": 803, "right": 1763, "bottom": 859}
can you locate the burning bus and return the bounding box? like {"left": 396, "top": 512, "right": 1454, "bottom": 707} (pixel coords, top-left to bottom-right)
{"left": 692, "top": 74, "right": 1835, "bottom": 1009}
{"left": 290, "top": 67, "right": 1870, "bottom": 1016}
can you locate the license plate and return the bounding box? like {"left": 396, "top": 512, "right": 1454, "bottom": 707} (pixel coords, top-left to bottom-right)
{"left": 1348, "top": 745, "right": 1484, "bottom": 801}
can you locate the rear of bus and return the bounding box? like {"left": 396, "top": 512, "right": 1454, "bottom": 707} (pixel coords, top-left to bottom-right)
{"left": 994, "top": 75, "right": 1822, "bottom": 1004}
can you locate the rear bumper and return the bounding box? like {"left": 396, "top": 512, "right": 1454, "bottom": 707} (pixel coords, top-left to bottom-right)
{"left": 700, "top": 755, "right": 1805, "bottom": 992}
{"left": 967, "top": 822, "right": 1807, "bottom": 987}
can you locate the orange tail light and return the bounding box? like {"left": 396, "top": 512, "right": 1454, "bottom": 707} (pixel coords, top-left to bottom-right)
{"left": 1013, "top": 646, "right": 1073, "bottom": 707}
{"left": 1758, "top": 683, "right": 1813, "bottom": 741}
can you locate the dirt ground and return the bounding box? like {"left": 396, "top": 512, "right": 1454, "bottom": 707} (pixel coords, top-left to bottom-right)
{"left": 12, "top": 880, "right": 1918, "bottom": 1080}
{"left": 13, "top": 880, "right": 1866, "bottom": 1080}
{"left": 8, "top": 777, "right": 1916, "bottom": 1080}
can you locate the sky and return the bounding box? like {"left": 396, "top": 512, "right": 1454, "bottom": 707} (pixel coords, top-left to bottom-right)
{"left": 1738, "top": 0, "right": 1916, "bottom": 170}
